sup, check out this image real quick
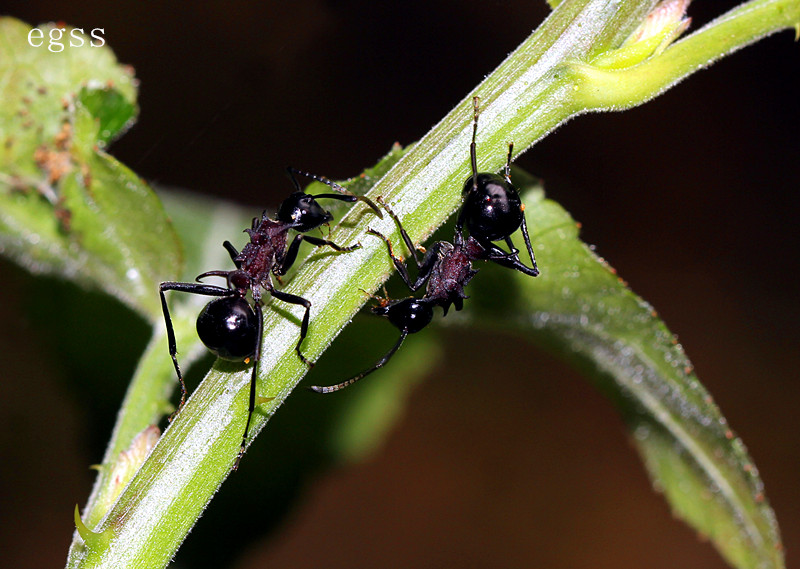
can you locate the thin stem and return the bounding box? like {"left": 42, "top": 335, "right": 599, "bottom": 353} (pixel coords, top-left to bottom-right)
{"left": 566, "top": 0, "right": 800, "bottom": 111}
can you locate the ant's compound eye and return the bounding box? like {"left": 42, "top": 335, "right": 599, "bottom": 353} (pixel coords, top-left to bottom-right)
{"left": 197, "top": 297, "right": 258, "bottom": 361}
{"left": 378, "top": 298, "right": 434, "bottom": 334}
{"left": 278, "top": 193, "right": 333, "bottom": 231}
{"left": 463, "top": 173, "right": 523, "bottom": 241}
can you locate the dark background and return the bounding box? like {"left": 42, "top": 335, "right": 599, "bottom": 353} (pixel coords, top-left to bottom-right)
{"left": 2, "top": 1, "right": 798, "bottom": 568}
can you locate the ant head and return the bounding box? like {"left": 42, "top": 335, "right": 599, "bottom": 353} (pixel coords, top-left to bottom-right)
{"left": 196, "top": 297, "right": 258, "bottom": 361}
{"left": 372, "top": 297, "right": 434, "bottom": 334}
{"left": 462, "top": 173, "right": 523, "bottom": 242}
{"left": 277, "top": 192, "right": 334, "bottom": 232}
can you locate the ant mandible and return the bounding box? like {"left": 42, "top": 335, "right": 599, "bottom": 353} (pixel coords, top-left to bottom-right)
{"left": 456, "top": 96, "right": 539, "bottom": 276}
{"left": 159, "top": 167, "right": 382, "bottom": 466}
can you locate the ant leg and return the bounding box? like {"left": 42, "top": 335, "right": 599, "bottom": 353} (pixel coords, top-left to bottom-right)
{"left": 159, "top": 281, "right": 233, "bottom": 415}
{"left": 412, "top": 242, "right": 448, "bottom": 288}
{"left": 269, "top": 287, "right": 314, "bottom": 367}
{"left": 518, "top": 214, "right": 539, "bottom": 275}
{"left": 377, "top": 198, "right": 421, "bottom": 266}
{"left": 367, "top": 225, "right": 438, "bottom": 292}
{"left": 278, "top": 234, "right": 304, "bottom": 275}
{"left": 366, "top": 228, "right": 416, "bottom": 290}
{"left": 159, "top": 285, "right": 187, "bottom": 413}
{"left": 301, "top": 234, "right": 362, "bottom": 253}
{"left": 277, "top": 234, "right": 361, "bottom": 276}
{"left": 481, "top": 242, "right": 539, "bottom": 277}
{"left": 455, "top": 204, "right": 468, "bottom": 239}
{"left": 503, "top": 236, "right": 520, "bottom": 255}
{"left": 223, "top": 241, "right": 242, "bottom": 268}
{"left": 309, "top": 329, "right": 409, "bottom": 393}
{"left": 499, "top": 141, "right": 537, "bottom": 275}
{"left": 234, "top": 301, "right": 263, "bottom": 470}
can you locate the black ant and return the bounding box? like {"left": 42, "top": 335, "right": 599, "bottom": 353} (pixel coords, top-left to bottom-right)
{"left": 309, "top": 198, "right": 482, "bottom": 393}
{"left": 455, "top": 96, "right": 539, "bottom": 276}
{"left": 159, "top": 167, "right": 381, "bottom": 466}
{"left": 310, "top": 97, "right": 539, "bottom": 394}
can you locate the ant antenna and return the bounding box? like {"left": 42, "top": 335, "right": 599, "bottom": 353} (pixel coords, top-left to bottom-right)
{"left": 358, "top": 285, "right": 390, "bottom": 304}
{"left": 287, "top": 167, "right": 383, "bottom": 219}
{"left": 286, "top": 167, "right": 304, "bottom": 193}
{"left": 308, "top": 330, "right": 409, "bottom": 394}
{"left": 471, "top": 96, "right": 481, "bottom": 193}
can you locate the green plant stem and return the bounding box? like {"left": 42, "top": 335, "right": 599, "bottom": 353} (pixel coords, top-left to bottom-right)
{"left": 567, "top": 0, "right": 800, "bottom": 111}
{"left": 66, "top": 1, "right": 799, "bottom": 567}
{"left": 74, "top": 197, "right": 253, "bottom": 532}
{"left": 81, "top": 325, "right": 196, "bottom": 529}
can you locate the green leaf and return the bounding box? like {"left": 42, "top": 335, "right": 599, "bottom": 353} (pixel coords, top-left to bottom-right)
{"left": 76, "top": 85, "right": 137, "bottom": 146}
{"left": 464, "top": 182, "right": 784, "bottom": 569}
{"left": 0, "top": 18, "right": 180, "bottom": 319}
